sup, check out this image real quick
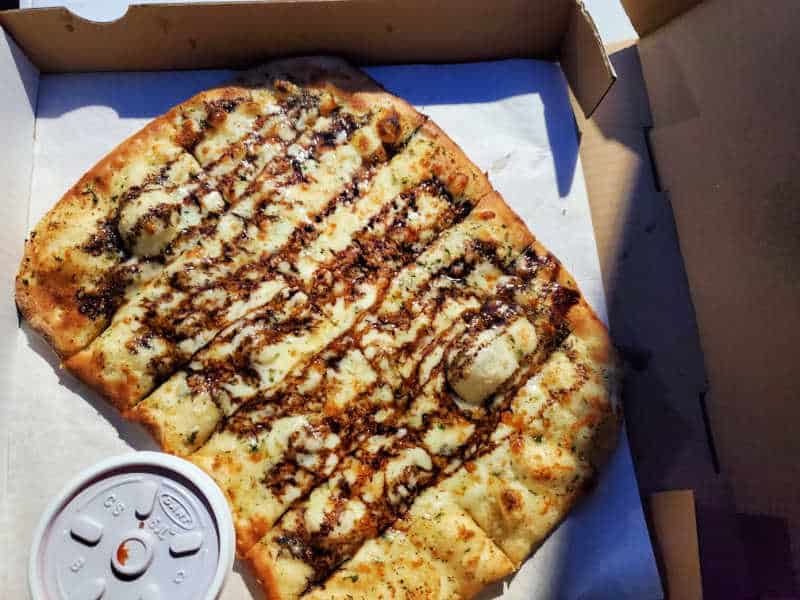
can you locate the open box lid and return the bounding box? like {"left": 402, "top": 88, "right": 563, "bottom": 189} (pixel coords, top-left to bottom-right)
{"left": 0, "top": 0, "right": 615, "bottom": 117}
{"left": 607, "top": 0, "right": 800, "bottom": 593}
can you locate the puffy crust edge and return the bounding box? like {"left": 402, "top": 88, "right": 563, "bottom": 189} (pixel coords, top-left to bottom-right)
{"left": 15, "top": 116, "right": 181, "bottom": 358}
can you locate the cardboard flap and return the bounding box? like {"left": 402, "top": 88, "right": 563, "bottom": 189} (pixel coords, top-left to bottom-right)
{"left": 620, "top": 0, "right": 702, "bottom": 37}
{"left": 0, "top": 0, "right": 571, "bottom": 70}
{"left": 0, "top": 0, "right": 613, "bottom": 117}
{"left": 638, "top": 0, "right": 800, "bottom": 581}
{"left": 576, "top": 43, "right": 715, "bottom": 501}
{"left": 559, "top": 1, "right": 616, "bottom": 116}
{"left": 647, "top": 491, "right": 703, "bottom": 600}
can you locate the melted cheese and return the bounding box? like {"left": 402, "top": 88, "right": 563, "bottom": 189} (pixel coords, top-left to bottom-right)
{"left": 386, "top": 447, "right": 433, "bottom": 483}
{"left": 305, "top": 472, "right": 344, "bottom": 532}
{"left": 331, "top": 500, "right": 368, "bottom": 537}
{"left": 448, "top": 317, "right": 538, "bottom": 407}
{"left": 192, "top": 414, "right": 313, "bottom": 526}
{"left": 195, "top": 100, "right": 281, "bottom": 166}
{"left": 117, "top": 153, "right": 213, "bottom": 257}
{"left": 293, "top": 135, "right": 443, "bottom": 282}
{"left": 66, "top": 125, "right": 378, "bottom": 406}
{"left": 326, "top": 350, "right": 377, "bottom": 411}
{"left": 423, "top": 421, "right": 476, "bottom": 457}
{"left": 376, "top": 210, "right": 513, "bottom": 315}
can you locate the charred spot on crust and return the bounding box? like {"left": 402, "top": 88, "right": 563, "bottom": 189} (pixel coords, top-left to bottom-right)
{"left": 501, "top": 488, "right": 523, "bottom": 511}
{"left": 376, "top": 110, "right": 401, "bottom": 145}
{"left": 175, "top": 118, "right": 202, "bottom": 150}
{"left": 205, "top": 98, "right": 241, "bottom": 128}
{"left": 550, "top": 285, "right": 580, "bottom": 321}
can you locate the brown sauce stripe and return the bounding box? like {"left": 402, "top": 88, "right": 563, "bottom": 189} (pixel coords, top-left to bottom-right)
{"left": 125, "top": 183, "right": 221, "bottom": 255}
{"left": 267, "top": 244, "right": 582, "bottom": 587}
{"left": 73, "top": 87, "right": 342, "bottom": 342}
{"left": 194, "top": 178, "right": 474, "bottom": 423}
{"left": 112, "top": 112, "right": 419, "bottom": 402}
{"left": 184, "top": 185, "right": 491, "bottom": 555}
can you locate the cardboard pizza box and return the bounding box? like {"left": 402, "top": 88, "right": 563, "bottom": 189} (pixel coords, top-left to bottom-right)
{"left": 0, "top": 3, "right": 657, "bottom": 599}
{"left": 1, "top": 0, "right": 797, "bottom": 597}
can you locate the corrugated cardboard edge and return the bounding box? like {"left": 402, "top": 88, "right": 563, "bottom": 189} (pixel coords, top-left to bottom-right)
{"left": 620, "top": 0, "right": 703, "bottom": 37}
{"left": 560, "top": 0, "right": 616, "bottom": 116}
{"left": 0, "top": 0, "right": 613, "bottom": 118}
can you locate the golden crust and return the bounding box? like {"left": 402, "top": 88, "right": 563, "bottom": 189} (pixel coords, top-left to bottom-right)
{"left": 302, "top": 532, "right": 463, "bottom": 600}
{"left": 125, "top": 399, "right": 190, "bottom": 456}
{"left": 528, "top": 239, "right": 622, "bottom": 471}
{"left": 416, "top": 120, "right": 493, "bottom": 201}
{"left": 562, "top": 299, "right": 622, "bottom": 473}
{"left": 236, "top": 56, "right": 425, "bottom": 146}
{"left": 126, "top": 399, "right": 169, "bottom": 445}
{"left": 472, "top": 191, "right": 536, "bottom": 255}
{"left": 127, "top": 385, "right": 220, "bottom": 457}
{"left": 187, "top": 440, "right": 278, "bottom": 557}
{"left": 249, "top": 531, "right": 313, "bottom": 600}
{"left": 400, "top": 489, "right": 516, "bottom": 596}
{"left": 248, "top": 543, "right": 287, "bottom": 600}
{"left": 522, "top": 237, "right": 620, "bottom": 385}
{"left": 236, "top": 515, "right": 271, "bottom": 558}
{"left": 15, "top": 116, "right": 181, "bottom": 357}
{"left": 15, "top": 255, "right": 95, "bottom": 358}
{"left": 64, "top": 347, "right": 143, "bottom": 413}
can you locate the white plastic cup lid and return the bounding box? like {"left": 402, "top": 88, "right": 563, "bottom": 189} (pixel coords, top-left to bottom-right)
{"left": 29, "top": 452, "right": 235, "bottom": 600}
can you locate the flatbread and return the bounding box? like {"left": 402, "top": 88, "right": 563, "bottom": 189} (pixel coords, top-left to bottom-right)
{"left": 16, "top": 56, "right": 621, "bottom": 600}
